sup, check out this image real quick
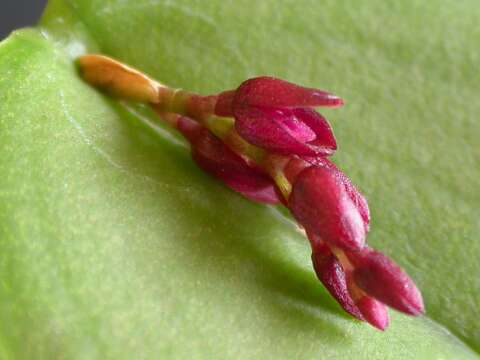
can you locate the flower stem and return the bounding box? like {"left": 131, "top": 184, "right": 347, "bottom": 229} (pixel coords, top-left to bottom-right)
{"left": 78, "top": 54, "right": 293, "bottom": 200}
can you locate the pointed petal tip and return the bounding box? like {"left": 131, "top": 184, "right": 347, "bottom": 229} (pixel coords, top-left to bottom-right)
{"left": 319, "top": 94, "right": 344, "bottom": 108}
{"left": 333, "top": 96, "right": 345, "bottom": 107}
{"left": 372, "top": 319, "right": 389, "bottom": 332}
{"left": 402, "top": 293, "right": 425, "bottom": 317}
{"left": 357, "top": 297, "right": 390, "bottom": 331}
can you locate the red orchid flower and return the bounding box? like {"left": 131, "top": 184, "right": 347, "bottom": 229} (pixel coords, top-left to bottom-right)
{"left": 215, "top": 77, "right": 342, "bottom": 156}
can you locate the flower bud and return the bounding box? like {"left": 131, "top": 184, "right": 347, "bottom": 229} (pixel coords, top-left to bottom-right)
{"left": 234, "top": 76, "right": 344, "bottom": 109}
{"left": 356, "top": 296, "right": 390, "bottom": 331}
{"left": 348, "top": 248, "right": 425, "bottom": 316}
{"left": 177, "top": 116, "right": 281, "bottom": 204}
{"left": 234, "top": 106, "right": 337, "bottom": 156}
{"left": 304, "top": 157, "right": 370, "bottom": 232}
{"left": 289, "top": 166, "right": 366, "bottom": 251}
{"left": 311, "top": 246, "right": 363, "bottom": 320}
{"left": 215, "top": 77, "right": 342, "bottom": 156}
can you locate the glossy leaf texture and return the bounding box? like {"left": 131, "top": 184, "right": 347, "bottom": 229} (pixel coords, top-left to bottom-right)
{"left": 0, "top": 0, "right": 479, "bottom": 358}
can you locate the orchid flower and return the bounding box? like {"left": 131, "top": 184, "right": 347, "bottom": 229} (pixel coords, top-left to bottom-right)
{"left": 78, "top": 54, "right": 424, "bottom": 331}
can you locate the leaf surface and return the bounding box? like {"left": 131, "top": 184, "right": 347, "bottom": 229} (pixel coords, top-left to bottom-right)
{"left": 0, "top": 0, "right": 479, "bottom": 358}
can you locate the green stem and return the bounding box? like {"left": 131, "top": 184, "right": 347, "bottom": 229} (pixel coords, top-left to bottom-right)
{"left": 78, "top": 54, "right": 293, "bottom": 200}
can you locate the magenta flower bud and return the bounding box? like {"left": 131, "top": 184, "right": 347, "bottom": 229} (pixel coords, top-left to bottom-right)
{"left": 356, "top": 296, "right": 390, "bottom": 331}
{"left": 234, "top": 106, "right": 337, "bottom": 156}
{"left": 304, "top": 157, "right": 370, "bottom": 232}
{"left": 214, "top": 77, "right": 342, "bottom": 156}
{"left": 234, "top": 76, "right": 344, "bottom": 110}
{"left": 176, "top": 116, "right": 282, "bottom": 204}
{"left": 289, "top": 166, "right": 367, "bottom": 251}
{"left": 311, "top": 245, "right": 363, "bottom": 320}
{"left": 348, "top": 248, "right": 425, "bottom": 316}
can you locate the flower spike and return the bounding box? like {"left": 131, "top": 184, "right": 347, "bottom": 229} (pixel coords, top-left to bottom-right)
{"left": 78, "top": 54, "right": 424, "bottom": 331}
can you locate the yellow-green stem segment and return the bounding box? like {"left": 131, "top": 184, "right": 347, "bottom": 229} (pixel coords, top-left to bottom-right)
{"left": 77, "top": 54, "right": 292, "bottom": 200}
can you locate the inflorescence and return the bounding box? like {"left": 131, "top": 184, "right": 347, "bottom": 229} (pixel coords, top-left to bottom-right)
{"left": 78, "top": 55, "right": 424, "bottom": 330}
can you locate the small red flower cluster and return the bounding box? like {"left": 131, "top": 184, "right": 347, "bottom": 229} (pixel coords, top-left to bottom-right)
{"left": 175, "top": 77, "right": 424, "bottom": 330}
{"left": 78, "top": 55, "right": 424, "bottom": 331}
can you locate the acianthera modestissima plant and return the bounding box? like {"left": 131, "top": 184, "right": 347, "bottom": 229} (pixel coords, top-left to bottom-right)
{"left": 78, "top": 54, "right": 424, "bottom": 331}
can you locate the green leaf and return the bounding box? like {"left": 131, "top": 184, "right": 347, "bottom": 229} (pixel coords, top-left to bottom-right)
{"left": 0, "top": 0, "right": 478, "bottom": 358}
